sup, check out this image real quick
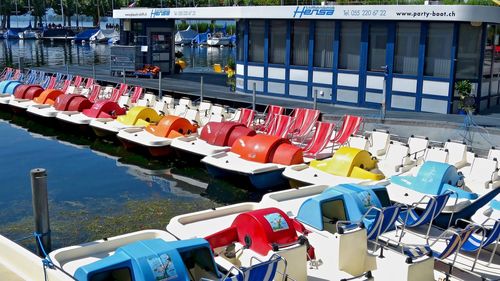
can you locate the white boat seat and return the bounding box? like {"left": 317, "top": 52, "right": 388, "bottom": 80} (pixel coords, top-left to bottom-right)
{"left": 117, "top": 95, "right": 130, "bottom": 108}
{"left": 134, "top": 93, "right": 156, "bottom": 107}
{"left": 488, "top": 147, "right": 500, "bottom": 168}
{"left": 444, "top": 140, "right": 467, "bottom": 168}
{"left": 463, "top": 157, "right": 500, "bottom": 192}
{"left": 178, "top": 97, "right": 192, "bottom": 107}
{"left": 347, "top": 135, "right": 369, "bottom": 150}
{"left": 173, "top": 103, "right": 188, "bottom": 117}
{"left": 198, "top": 101, "right": 212, "bottom": 116}
{"left": 378, "top": 142, "right": 412, "bottom": 176}
{"left": 424, "top": 147, "right": 449, "bottom": 163}
{"left": 407, "top": 136, "right": 429, "bottom": 163}
{"left": 184, "top": 108, "right": 201, "bottom": 126}
{"left": 368, "top": 130, "right": 390, "bottom": 157}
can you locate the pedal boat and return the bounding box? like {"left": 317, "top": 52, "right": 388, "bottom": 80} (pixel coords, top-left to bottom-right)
{"left": 56, "top": 99, "right": 126, "bottom": 129}
{"left": 117, "top": 115, "right": 199, "bottom": 157}
{"left": 0, "top": 80, "right": 22, "bottom": 107}
{"left": 48, "top": 229, "right": 223, "bottom": 281}
{"left": 170, "top": 121, "right": 256, "bottom": 159}
{"left": 7, "top": 84, "right": 45, "bottom": 113}
{"left": 258, "top": 183, "right": 445, "bottom": 281}
{"left": 89, "top": 106, "right": 161, "bottom": 138}
{"left": 201, "top": 134, "right": 304, "bottom": 189}
{"left": 282, "top": 146, "right": 386, "bottom": 188}
{"left": 27, "top": 93, "right": 92, "bottom": 119}
{"left": 386, "top": 161, "right": 500, "bottom": 225}
{"left": 167, "top": 205, "right": 312, "bottom": 280}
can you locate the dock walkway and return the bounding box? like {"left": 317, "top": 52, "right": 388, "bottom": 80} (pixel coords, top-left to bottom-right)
{"left": 31, "top": 65, "right": 500, "bottom": 149}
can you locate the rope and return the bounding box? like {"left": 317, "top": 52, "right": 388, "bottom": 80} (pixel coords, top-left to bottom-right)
{"left": 34, "top": 231, "right": 54, "bottom": 269}
{"left": 458, "top": 112, "right": 495, "bottom": 148}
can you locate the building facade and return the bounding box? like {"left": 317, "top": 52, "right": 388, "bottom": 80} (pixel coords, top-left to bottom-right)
{"left": 114, "top": 5, "right": 500, "bottom": 114}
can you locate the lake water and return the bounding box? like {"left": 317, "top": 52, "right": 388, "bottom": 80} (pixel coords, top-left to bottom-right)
{"left": 0, "top": 40, "right": 236, "bottom": 73}
{"left": 0, "top": 110, "right": 260, "bottom": 252}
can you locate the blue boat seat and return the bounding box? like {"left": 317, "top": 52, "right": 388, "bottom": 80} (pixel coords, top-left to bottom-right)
{"left": 221, "top": 254, "right": 286, "bottom": 281}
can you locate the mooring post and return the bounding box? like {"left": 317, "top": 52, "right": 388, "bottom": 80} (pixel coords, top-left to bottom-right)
{"left": 252, "top": 82, "right": 256, "bottom": 111}
{"left": 30, "top": 168, "right": 51, "bottom": 257}
{"left": 313, "top": 89, "right": 318, "bottom": 110}
{"left": 92, "top": 60, "right": 96, "bottom": 79}
{"left": 200, "top": 76, "right": 204, "bottom": 102}
{"left": 66, "top": 63, "right": 69, "bottom": 76}
{"left": 122, "top": 67, "right": 126, "bottom": 84}
{"left": 158, "top": 71, "right": 163, "bottom": 98}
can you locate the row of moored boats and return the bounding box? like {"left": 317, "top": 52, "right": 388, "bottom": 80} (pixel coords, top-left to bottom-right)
{"left": 0, "top": 66, "right": 499, "bottom": 281}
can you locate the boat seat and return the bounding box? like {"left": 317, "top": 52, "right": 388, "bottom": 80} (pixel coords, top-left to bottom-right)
{"left": 444, "top": 140, "right": 468, "bottom": 168}
{"left": 488, "top": 147, "right": 500, "bottom": 168}
{"left": 336, "top": 227, "right": 377, "bottom": 278}
{"left": 184, "top": 108, "right": 201, "bottom": 126}
{"left": 378, "top": 142, "right": 412, "bottom": 176}
{"left": 407, "top": 136, "right": 429, "bottom": 164}
{"left": 347, "top": 135, "right": 369, "bottom": 150}
{"left": 423, "top": 147, "right": 448, "bottom": 164}
{"left": 368, "top": 130, "right": 390, "bottom": 157}
{"left": 198, "top": 101, "right": 212, "bottom": 116}
{"left": 117, "top": 95, "right": 130, "bottom": 108}
{"left": 179, "top": 97, "right": 193, "bottom": 107}
{"left": 153, "top": 96, "right": 174, "bottom": 115}
{"left": 134, "top": 93, "right": 156, "bottom": 107}
{"left": 463, "top": 157, "right": 500, "bottom": 192}
{"left": 201, "top": 104, "right": 226, "bottom": 125}
{"left": 174, "top": 103, "right": 189, "bottom": 117}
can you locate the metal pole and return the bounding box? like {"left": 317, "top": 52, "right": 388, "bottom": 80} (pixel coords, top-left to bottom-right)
{"left": 30, "top": 168, "right": 51, "bottom": 256}
{"left": 92, "top": 59, "right": 96, "bottom": 79}
{"left": 313, "top": 89, "right": 318, "bottom": 110}
{"left": 122, "top": 67, "right": 126, "bottom": 83}
{"left": 66, "top": 63, "right": 69, "bottom": 76}
{"left": 381, "top": 65, "right": 388, "bottom": 121}
{"left": 252, "top": 82, "right": 256, "bottom": 111}
{"left": 200, "top": 76, "right": 204, "bottom": 102}
{"left": 158, "top": 71, "right": 162, "bottom": 98}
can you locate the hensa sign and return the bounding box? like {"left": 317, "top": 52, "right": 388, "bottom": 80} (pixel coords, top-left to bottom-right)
{"left": 293, "top": 6, "right": 335, "bottom": 18}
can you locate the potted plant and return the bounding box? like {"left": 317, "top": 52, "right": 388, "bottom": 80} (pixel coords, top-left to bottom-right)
{"left": 456, "top": 80, "right": 475, "bottom": 114}
{"left": 226, "top": 57, "right": 236, "bottom": 92}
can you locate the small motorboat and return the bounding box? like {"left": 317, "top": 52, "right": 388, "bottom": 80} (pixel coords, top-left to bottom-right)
{"left": 117, "top": 115, "right": 199, "bottom": 157}
{"left": 202, "top": 134, "right": 304, "bottom": 189}
{"left": 18, "top": 29, "right": 42, "bottom": 40}
{"left": 170, "top": 121, "right": 256, "bottom": 159}
{"left": 89, "top": 106, "right": 162, "bottom": 138}
{"left": 206, "top": 32, "right": 232, "bottom": 47}
{"left": 282, "top": 147, "right": 386, "bottom": 188}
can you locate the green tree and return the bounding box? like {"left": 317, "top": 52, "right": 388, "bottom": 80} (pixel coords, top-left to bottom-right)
{"left": 32, "top": 0, "right": 47, "bottom": 28}
{"left": 49, "top": 0, "right": 77, "bottom": 26}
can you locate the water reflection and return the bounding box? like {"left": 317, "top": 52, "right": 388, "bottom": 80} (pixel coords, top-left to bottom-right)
{"left": 0, "top": 40, "right": 235, "bottom": 73}
{"left": 0, "top": 109, "right": 260, "bottom": 249}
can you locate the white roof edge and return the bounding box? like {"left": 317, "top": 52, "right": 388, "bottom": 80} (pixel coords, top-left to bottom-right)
{"left": 113, "top": 5, "right": 500, "bottom": 23}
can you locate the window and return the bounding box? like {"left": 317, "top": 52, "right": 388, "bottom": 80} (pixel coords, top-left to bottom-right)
{"left": 269, "top": 20, "right": 287, "bottom": 64}
{"left": 339, "top": 22, "right": 361, "bottom": 70}
{"left": 236, "top": 22, "right": 245, "bottom": 61}
{"left": 291, "top": 21, "right": 309, "bottom": 66}
{"left": 314, "top": 21, "right": 334, "bottom": 68}
{"left": 394, "top": 22, "right": 420, "bottom": 75}
{"left": 368, "top": 24, "right": 387, "bottom": 71}
{"left": 456, "top": 23, "right": 482, "bottom": 80}
{"left": 248, "top": 20, "right": 264, "bottom": 63}
{"left": 424, "top": 23, "right": 453, "bottom": 78}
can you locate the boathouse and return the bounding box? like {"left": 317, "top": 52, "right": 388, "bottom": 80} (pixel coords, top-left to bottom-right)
{"left": 113, "top": 5, "right": 500, "bottom": 114}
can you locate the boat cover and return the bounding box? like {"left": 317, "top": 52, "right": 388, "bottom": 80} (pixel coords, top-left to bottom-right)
{"left": 391, "top": 161, "right": 478, "bottom": 199}
{"left": 310, "top": 147, "right": 384, "bottom": 180}
{"left": 74, "top": 238, "right": 220, "bottom": 281}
